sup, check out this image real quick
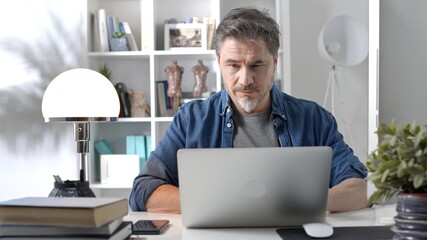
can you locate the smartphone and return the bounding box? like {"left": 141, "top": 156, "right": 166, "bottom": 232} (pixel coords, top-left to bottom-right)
{"left": 132, "top": 219, "right": 169, "bottom": 235}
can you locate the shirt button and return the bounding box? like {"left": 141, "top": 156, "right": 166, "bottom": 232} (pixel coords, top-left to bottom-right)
{"left": 227, "top": 108, "right": 231, "bottom": 113}
{"left": 226, "top": 123, "right": 232, "bottom": 128}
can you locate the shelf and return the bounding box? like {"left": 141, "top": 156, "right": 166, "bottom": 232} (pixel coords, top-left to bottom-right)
{"left": 86, "top": 0, "right": 281, "bottom": 196}
{"left": 87, "top": 51, "right": 150, "bottom": 60}
{"left": 115, "top": 117, "right": 152, "bottom": 123}
{"left": 153, "top": 49, "right": 216, "bottom": 56}
{"left": 90, "top": 183, "right": 132, "bottom": 190}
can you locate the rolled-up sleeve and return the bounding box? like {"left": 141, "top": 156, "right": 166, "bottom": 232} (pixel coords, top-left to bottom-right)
{"left": 129, "top": 110, "right": 187, "bottom": 211}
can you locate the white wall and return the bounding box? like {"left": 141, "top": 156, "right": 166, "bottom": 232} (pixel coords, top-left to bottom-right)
{"left": 0, "top": 0, "right": 85, "bottom": 201}
{"left": 379, "top": 0, "right": 427, "bottom": 125}
{"left": 282, "top": 0, "right": 369, "bottom": 162}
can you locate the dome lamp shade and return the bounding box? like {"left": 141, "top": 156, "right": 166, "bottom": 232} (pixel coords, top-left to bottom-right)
{"left": 41, "top": 68, "right": 120, "bottom": 122}
{"left": 318, "top": 15, "right": 368, "bottom": 67}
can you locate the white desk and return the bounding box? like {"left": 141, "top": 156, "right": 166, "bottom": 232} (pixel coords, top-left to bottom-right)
{"left": 124, "top": 204, "right": 397, "bottom": 240}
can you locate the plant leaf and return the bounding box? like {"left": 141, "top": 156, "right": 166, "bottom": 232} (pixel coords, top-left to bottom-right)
{"left": 413, "top": 174, "right": 425, "bottom": 189}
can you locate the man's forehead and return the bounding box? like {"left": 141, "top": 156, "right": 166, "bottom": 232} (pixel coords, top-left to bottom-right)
{"left": 218, "top": 38, "right": 269, "bottom": 61}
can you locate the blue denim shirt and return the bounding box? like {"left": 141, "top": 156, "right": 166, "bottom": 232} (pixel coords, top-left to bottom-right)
{"left": 129, "top": 85, "right": 367, "bottom": 211}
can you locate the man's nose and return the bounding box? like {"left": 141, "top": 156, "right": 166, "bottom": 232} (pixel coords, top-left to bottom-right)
{"left": 238, "top": 68, "right": 254, "bottom": 87}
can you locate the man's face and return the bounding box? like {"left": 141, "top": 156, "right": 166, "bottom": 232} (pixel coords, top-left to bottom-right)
{"left": 217, "top": 37, "right": 278, "bottom": 114}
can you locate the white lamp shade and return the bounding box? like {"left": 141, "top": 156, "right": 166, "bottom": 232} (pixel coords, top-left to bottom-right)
{"left": 318, "top": 15, "right": 368, "bottom": 67}
{"left": 42, "top": 68, "right": 120, "bottom": 122}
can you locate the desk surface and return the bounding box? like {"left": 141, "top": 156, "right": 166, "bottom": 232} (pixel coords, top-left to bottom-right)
{"left": 124, "top": 204, "right": 397, "bottom": 240}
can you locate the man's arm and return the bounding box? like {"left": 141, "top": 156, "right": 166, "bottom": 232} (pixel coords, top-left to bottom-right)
{"left": 327, "top": 178, "right": 370, "bottom": 212}
{"left": 146, "top": 184, "right": 181, "bottom": 213}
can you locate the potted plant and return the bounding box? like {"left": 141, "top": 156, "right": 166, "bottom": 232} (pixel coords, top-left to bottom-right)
{"left": 99, "top": 64, "right": 111, "bottom": 80}
{"left": 367, "top": 120, "right": 427, "bottom": 202}
{"left": 366, "top": 121, "right": 427, "bottom": 238}
{"left": 110, "top": 32, "right": 128, "bottom": 51}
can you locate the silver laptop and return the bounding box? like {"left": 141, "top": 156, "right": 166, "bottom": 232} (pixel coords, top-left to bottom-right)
{"left": 177, "top": 147, "right": 332, "bottom": 228}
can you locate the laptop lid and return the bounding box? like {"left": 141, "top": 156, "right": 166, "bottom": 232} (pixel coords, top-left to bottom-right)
{"left": 177, "top": 147, "right": 332, "bottom": 228}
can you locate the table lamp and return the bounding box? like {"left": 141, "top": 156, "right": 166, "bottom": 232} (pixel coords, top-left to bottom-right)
{"left": 41, "top": 68, "right": 120, "bottom": 197}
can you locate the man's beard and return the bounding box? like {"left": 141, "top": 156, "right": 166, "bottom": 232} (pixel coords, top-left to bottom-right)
{"left": 231, "top": 84, "right": 270, "bottom": 113}
{"left": 236, "top": 96, "right": 261, "bottom": 113}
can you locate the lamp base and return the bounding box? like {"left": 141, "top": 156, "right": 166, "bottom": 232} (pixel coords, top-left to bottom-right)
{"left": 49, "top": 180, "right": 96, "bottom": 197}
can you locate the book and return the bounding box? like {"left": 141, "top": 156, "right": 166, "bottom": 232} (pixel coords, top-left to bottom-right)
{"left": 106, "top": 16, "right": 114, "bottom": 51}
{"left": 135, "top": 135, "right": 147, "bottom": 170}
{"left": 156, "top": 80, "right": 168, "bottom": 117}
{"left": 121, "top": 21, "right": 139, "bottom": 51}
{"left": 0, "top": 221, "right": 132, "bottom": 240}
{"left": 0, "top": 197, "right": 128, "bottom": 228}
{"left": 145, "top": 134, "right": 152, "bottom": 161}
{"left": 95, "top": 139, "right": 114, "bottom": 155}
{"left": 0, "top": 218, "right": 123, "bottom": 237}
{"left": 126, "top": 135, "right": 136, "bottom": 155}
{"left": 204, "top": 17, "right": 216, "bottom": 50}
{"left": 97, "top": 9, "right": 109, "bottom": 52}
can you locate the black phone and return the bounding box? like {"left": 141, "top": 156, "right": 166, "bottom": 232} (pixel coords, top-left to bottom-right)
{"left": 132, "top": 219, "right": 169, "bottom": 235}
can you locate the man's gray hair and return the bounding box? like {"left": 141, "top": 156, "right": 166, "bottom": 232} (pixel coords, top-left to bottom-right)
{"left": 213, "top": 7, "right": 281, "bottom": 56}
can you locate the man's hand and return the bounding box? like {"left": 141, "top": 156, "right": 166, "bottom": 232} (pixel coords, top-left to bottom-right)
{"left": 146, "top": 184, "right": 181, "bottom": 213}
{"left": 327, "top": 178, "right": 370, "bottom": 213}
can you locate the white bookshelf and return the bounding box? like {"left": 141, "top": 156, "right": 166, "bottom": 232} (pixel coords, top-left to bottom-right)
{"left": 85, "top": 0, "right": 282, "bottom": 195}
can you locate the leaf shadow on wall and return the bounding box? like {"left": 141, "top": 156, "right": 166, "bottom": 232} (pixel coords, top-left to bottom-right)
{"left": 0, "top": 4, "right": 85, "bottom": 157}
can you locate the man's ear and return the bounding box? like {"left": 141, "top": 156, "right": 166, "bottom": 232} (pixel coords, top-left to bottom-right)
{"left": 273, "top": 53, "right": 278, "bottom": 66}
{"left": 216, "top": 53, "right": 221, "bottom": 65}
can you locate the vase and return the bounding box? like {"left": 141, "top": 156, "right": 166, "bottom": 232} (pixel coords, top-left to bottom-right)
{"left": 391, "top": 193, "right": 427, "bottom": 240}
{"left": 110, "top": 38, "right": 128, "bottom": 51}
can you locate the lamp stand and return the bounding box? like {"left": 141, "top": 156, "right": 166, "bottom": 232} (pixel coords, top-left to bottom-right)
{"left": 75, "top": 122, "right": 90, "bottom": 182}
{"left": 322, "top": 65, "right": 355, "bottom": 147}
{"left": 48, "top": 122, "right": 96, "bottom": 197}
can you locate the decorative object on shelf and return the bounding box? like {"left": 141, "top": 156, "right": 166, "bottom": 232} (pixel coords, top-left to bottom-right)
{"left": 366, "top": 121, "right": 427, "bottom": 239}
{"left": 98, "top": 64, "right": 111, "bottom": 80}
{"left": 41, "top": 68, "right": 120, "bottom": 197}
{"left": 164, "top": 23, "right": 207, "bottom": 50}
{"left": 110, "top": 32, "right": 128, "bottom": 51}
{"left": 115, "top": 82, "right": 132, "bottom": 117}
{"left": 191, "top": 59, "right": 209, "bottom": 97}
{"left": 165, "top": 59, "right": 183, "bottom": 98}
{"left": 128, "top": 88, "right": 146, "bottom": 118}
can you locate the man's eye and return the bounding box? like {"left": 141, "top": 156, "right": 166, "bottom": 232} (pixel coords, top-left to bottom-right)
{"left": 250, "top": 64, "right": 263, "bottom": 69}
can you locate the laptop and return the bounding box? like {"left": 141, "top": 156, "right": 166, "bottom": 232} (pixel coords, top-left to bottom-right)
{"left": 177, "top": 146, "right": 332, "bottom": 228}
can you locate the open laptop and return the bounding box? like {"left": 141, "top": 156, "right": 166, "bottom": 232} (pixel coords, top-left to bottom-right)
{"left": 177, "top": 146, "right": 332, "bottom": 228}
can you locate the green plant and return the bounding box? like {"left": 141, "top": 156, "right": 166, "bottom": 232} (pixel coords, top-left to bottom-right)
{"left": 366, "top": 120, "right": 427, "bottom": 203}
{"left": 112, "top": 31, "right": 126, "bottom": 38}
{"left": 99, "top": 64, "right": 111, "bottom": 80}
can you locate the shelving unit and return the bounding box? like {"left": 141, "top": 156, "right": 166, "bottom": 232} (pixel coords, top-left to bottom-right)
{"left": 85, "top": 0, "right": 282, "bottom": 196}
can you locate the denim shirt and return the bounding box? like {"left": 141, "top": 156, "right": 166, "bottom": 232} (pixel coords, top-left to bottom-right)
{"left": 129, "top": 85, "right": 367, "bottom": 211}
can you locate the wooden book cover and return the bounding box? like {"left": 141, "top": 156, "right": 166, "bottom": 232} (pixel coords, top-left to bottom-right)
{"left": 0, "top": 197, "right": 128, "bottom": 228}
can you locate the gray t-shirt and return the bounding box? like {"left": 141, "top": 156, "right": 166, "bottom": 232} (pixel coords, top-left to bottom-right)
{"left": 232, "top": 107, "right": 279, "bottom": 148}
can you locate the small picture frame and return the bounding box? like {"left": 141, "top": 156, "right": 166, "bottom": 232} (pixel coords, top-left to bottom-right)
{"left": 164, "top": 23, "right": 207, "bottom": 50}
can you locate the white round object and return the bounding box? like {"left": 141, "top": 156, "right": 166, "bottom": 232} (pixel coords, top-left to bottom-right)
{"left": 318, "top": 15, "right": 368, "bottom": 66}
{"left": 42, "top": 68, "right": 120, "bottom": 120}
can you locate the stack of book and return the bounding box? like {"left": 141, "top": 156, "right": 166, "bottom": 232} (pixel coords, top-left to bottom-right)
{"left": 0, "top": 197, "right": 131, "bottom": 239}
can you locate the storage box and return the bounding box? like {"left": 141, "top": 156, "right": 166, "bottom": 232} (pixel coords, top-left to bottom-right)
{"left": 100, "top": 154, "right": 139, "bottom": 186}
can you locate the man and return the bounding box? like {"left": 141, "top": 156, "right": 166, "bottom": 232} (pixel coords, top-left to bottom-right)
{"left": 129, "top": 7, "right": 370, "bottom": 213}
